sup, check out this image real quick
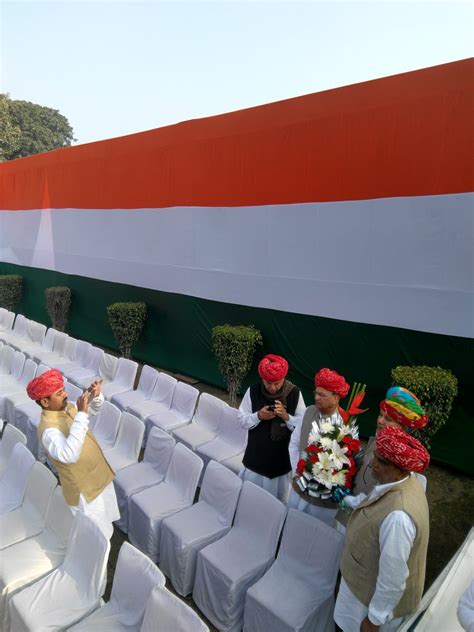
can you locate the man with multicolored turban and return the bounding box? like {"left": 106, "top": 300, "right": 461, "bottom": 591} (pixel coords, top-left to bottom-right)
{"left": 335, "top": 426, "right": 430, "bottom": 632}
{"left": 288, "top": 367, "right": 350, "bottom": 524}
{"left": 238, "top": 353, "right": 306, "bottom": 502}
{"left": 335, "top": 386, "right": 429, "bottom": 529}
{"left": 27, "top": 368, "right": 119, "bottom": 539}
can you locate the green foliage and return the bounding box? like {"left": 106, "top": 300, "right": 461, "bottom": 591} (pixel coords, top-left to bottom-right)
{"left": 212, "top": 324, "right": 263, "bottom": 406}
{"left": 0, "top": 275, "right": 23, "bottom": 311}
{"left": 391, "top": 365, "right": 458, "bottom": 447}
{"left": 45, "top": 286, "right": 72, "bottom": 332}
{"left": 0, "top": 94, "right": 75, "bottom": 161}
{"left": 107, "top": 302, "right": 147, "bottom": 359}
{"left": 0, "top": 95, "right": 21, "bottom": 162}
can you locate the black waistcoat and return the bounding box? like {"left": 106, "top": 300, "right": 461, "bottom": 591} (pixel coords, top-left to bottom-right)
{"left": 242, "top": 382, "right": 299, "bottom": 479}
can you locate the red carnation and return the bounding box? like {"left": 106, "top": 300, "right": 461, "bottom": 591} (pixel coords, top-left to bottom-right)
{"left": 309, "top": 455, "right": 319, "bottom": 465}
{"left": 296, "top": 459, "right": 306, "bottom": 476}
{"left": 307, "top": 444, "right": 322, "bottom": 454}
{"left": 342, "top": 436, "right": 361, "bottom": 454}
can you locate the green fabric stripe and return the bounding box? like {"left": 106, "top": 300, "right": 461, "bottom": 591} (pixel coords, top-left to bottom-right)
{"left": 2, "top": 262, "right": 472, "bottom": 475}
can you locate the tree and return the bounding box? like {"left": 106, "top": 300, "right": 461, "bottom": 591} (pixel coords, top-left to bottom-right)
{"left": 0, "top": 95, "right": 21, "bottom": 162}
{"left": 0, "top": 94, "right": 75, "bottom": 161}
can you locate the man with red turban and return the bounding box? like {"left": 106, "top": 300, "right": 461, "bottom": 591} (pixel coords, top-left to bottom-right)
{"left": 334, "top": 385, "right": 429, "bottom": 529}
{"left": 238, "top": 354, "right": 305, "bottom": 502}
{"left": 288, "top": 368, "right": 350, "bottom": 524}
{"left": 27, "top": 368, "right": 119, "bottom": 539}
{"left": 335, "top": 426, "right": 430, "bottom": 632}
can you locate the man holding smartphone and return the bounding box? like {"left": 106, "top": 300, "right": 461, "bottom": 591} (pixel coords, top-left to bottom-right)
{"left": 238, "top": 354, "right": 305, "bottom": 502}
{"left": 27, "top": 368, "right": 119, "bottom": 539}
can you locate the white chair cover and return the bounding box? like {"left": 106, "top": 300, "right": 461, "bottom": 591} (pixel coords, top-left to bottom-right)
{"left": 193, "top": 481, "right": 287, "bottom": 632}
{"left": 244, "top": 509, "right": 344, "bottom": 632}
{"left": 127, "top": 372, "right": 177, "bottom": 421}
{"left": 0, "top": 314, "right": 27, "bottom": 346}
{"left": 111, "top": 365, "right": 159, "bottom": 411}
{"left": 2, "top": 359, "right": 39, "bottom": 423}
{"left": 64, "top": 346, "right": 104, "bottom": 385}
{"left": 128, "top": 443, "right": 203, "bottom": 562}
{"left": 0, "top": 488, "right": 73, "bottom": 632}
{"left": 56, "top": 339, "right": 92, "bottom": 372}
{"left": 140, "top": 586, "right": 209, "bottom": 632}
{"left": 92, "top": 401, "right": 122, "bottom": 450}
{"left": 75, "top": 352, "right": 118, "bottom": 389}
{"left": 0, "top": 424, "right": 26, "bottom": 477}
{"left": 0, "top": 310, "right": 14, "bottom": 333}
{"left": 114, "top": 427, "right": 175, "bottom": 533}
{"left": 22, "top": 326, "right": 56, "bottom": 360}
{"left": 196, "top": 405, "right": 247, "bottom": 467}
{"left": 160, "top": 460, "right": 242, "bottom": 596}
{"left": 9, "top": 513, "right": 110, "bottom": 631}
{"left": 101, "top": 358, "right": 138, "bottom": 401}
{"left": 0, "top": 460, "right": 57, "bottom": 549}
{"left": 33, "top": 330, "right": 68, "bottom": 364}
{"left": 146, "top": 382, "right": 199, "bottom": 434}
{"left": 0, "top": 443, "right": 35, "bottom": 514}
{"left": 8, "top": 320, "right": 45, "bottom": 353}
{"left": 68, "top": 542, "right": 166, "bottom": 631}
{"left": 7, "top": 349, "right": 26, "bottom": 381}
{"left": 102, "top": 412, "right": 144, "bottom": 472}
{"left": 0, "top": 358, "right": 36, "bottom": 418}
{"left": 36, "top": 336, "right": 77, "bottom": 368}
{"left": 173, "top": 393, "right": 225, "bottom": 450}
{"left": 221, "top": 451, "right": 245, "bottom": 475}
{"left": 0, "top": 344, "right": 14, "bottom": 374}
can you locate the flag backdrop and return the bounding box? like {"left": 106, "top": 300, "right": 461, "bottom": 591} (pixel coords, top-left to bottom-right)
{"left": 1, "top": 59, "right": 472, "bottom": 473}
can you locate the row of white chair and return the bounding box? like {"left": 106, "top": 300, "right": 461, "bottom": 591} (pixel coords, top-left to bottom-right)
{"left": 0, "top": 425, "right": 209, "bottom": 631}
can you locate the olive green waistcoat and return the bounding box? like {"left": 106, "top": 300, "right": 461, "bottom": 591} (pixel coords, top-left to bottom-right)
{"left": 340, "top": 475, "right": 429, "bottom": 618}
{"left": 38, "top": 404, "right": 114, "bottom": 506}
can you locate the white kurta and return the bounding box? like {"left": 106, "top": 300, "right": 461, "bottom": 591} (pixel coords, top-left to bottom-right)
{"left": 40, "top": 394, "right": 119, "bottom": 539}
{"left": 238, "top": 387, "right": 306, "bottom": 503}
{"left": 334, "top": 475, "right": 417, "bottom": 631}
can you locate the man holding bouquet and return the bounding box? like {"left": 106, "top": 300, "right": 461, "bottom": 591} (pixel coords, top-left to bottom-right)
{"left": 238, "top": 353, "right": 306, "bottom": 502}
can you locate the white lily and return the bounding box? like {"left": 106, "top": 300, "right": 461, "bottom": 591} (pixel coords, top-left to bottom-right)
{"left": 330, "top": 440, "right": 351, "bottom": 466}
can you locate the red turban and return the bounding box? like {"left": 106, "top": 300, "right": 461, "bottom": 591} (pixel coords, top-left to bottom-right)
{"left": 258, "top": 354, "right": 289, "bottom": 382}
{"left": 314, "top": 368, "right": 350, "bottom": 398}
{"left": 376, "top": 426, "right": 430, "bottom": 473}
{"left": 27, "top": 368, "right": 64, "bottom": 400}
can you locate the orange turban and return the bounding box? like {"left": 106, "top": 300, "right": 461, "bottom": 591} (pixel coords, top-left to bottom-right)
{"left": 314, "top": 368, "right": 350, "bottom": 398}
{"left": 27, "top": 368, "right": 64, "bottom": 400}
{"left": 258, "top": 354, "right": 289, "bottom": 382}
{"left": 376, "top": 426, "right": 430, "bottom": 473}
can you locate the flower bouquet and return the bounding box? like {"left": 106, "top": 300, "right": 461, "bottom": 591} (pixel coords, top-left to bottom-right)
{"left": 295, "top": 384, "right": 367, "bottom": 503}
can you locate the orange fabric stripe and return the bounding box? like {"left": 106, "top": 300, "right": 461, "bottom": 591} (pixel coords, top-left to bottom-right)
{"left": 0, "top": 58, "right": 472, "bottom": 210}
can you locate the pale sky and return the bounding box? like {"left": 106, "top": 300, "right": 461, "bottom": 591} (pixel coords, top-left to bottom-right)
{"left": 1, "top": 1, "right": 473, "bottom": 145}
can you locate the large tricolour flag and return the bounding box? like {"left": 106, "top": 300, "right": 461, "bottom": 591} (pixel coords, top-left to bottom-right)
{"left": 1, "top": 58, "right": 472, "bottom": 472}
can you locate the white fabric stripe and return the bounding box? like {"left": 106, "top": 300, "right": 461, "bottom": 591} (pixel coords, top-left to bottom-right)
{"left": 1, "top": 193, "right": 472, "bottom": 338}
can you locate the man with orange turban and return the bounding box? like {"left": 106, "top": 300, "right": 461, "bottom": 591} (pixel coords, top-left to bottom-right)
{"left": 288, "top": 367, "right": 350, "bottom": 524}
{"left": 27, "top": 368, "right": 119, "bottom": 539}
{"left": 335, "top": 426, "right": 430, "bottom": 632}
{"left": 334, "top": 386, "right": 429, "bottom": 529}
{"left": 238, "top": 354, "right": 305, "bottom": 502}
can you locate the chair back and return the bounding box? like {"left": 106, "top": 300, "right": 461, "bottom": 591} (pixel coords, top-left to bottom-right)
{"left": 0, "top": 344, "right": 14, "bottom": 372}
{"left": 170, "top": 382, "right": 199, "bottom": 419}
{"left": 194, "top": 393, "right": 226, "bottom": 433}
{"left": 234, "top": 482, "right": 286, "bottom": 556}
{"left": 18, "top": 358, "right": 38, "bottom": 386}
{"left": 62, "top": 337, "right": 78, "bottom": 361}
{"left": 137, "top": 365, "right": 159, "bottom": 397}
{"left": 278, "top": 509, "right": 344, "bottom": 590}
{"left": 45, "top": 487, "right": 75, "bottom": 546}
{"left": 110, "top": 542, "right": 166, "bottom": 627}
{"left": 65, "top": 381, "right": 82, "bottom": 402}
{"left": 74, "top": 340, "right": 92, "bottom": 367}
{"left": 149, "top": 372, "right": 177, "bottom": 406}
{"left": 200, "top": 460, "right": 242, "bottom": 526}
{"left": 99, "top": 353, "right": 118, "bottom": 381}
{"left": 62, "top": 513, "right": 110, "bottom": 598}
{"left": 220, "top": 405, "right": 247, "bottom": 450}
{"left": 0, "top": 424, "right": 27, "bottom": 459}
{"left": 143, "top": 426, "right": 176, "bottom": 476}
{"left": 41, "top": 327, "right": 57, "bottom": 352}
{"left": 165, "top": 443, "right": 203, "bottom": 501}
{"left": 12, "top": 314, "right": 28, "bottom": 336}
{"left": 93, "top": 401, "right": 122, "bottom": 448}
{"left": 115, "top": 412, "right": 145, "bottom": 462}
{"left": 0, "top": 443, "right": 35, "bottom": 511}
{"left": 1, "top": 310, "right": 15, "bottom": 331}
{"left": 112, "top": 357, "right": 138, "bottom": 387}
{"left": 23, "top": 460, "right": 58, "bottom": 519}
{"left": 51, "top": 331, "right": 68, "bottom": 356}
{"left": 84, "top": 346, "right": 104, "bottom": 372}
{"left": 10, "top": 350, "right": 26, "bottom": 379}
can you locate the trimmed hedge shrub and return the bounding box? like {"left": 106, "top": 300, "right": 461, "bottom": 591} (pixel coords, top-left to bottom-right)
{"left": 0, "top": 274, "right": 22, "bottom": 312}
{"left": 45, "top": 286, "right": 72, "bottom": 332}
{"left": 107, "top": 302, "right": 147, "bottom": 359}
{"left": 212, "top": 324, "right": 263, "bottom": 406}
{"left": 391, "top": 365, "right": 458, "bottom": 447}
